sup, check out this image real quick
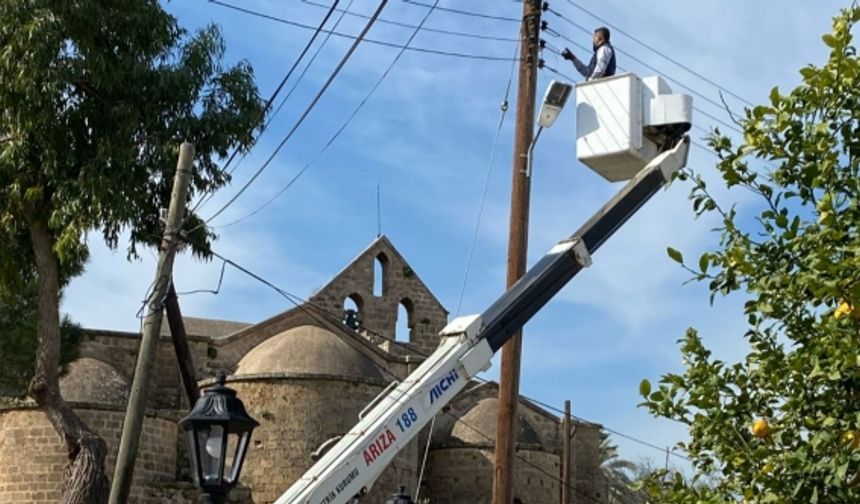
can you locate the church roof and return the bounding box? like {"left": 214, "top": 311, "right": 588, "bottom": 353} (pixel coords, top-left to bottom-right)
{"left": 59, "top": 358, "right": 129, "bottom": 406}
{"left": 432, "top": 397, "right": 543, "bottom": 448}
{"left": 235, "top": 324, "right": 384, "bottom": 380}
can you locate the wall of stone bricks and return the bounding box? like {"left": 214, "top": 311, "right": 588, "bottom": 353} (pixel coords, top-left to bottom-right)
{"left": 79, "top": 331, "right": 186, "bottom": 410}
{"left": 0, "top": 405, "right": 176, "bottom": 504}
{"left": 424, "top": 447, "right": 560, "bottom": 504}
{"left": 309, "top": 237, "right": 449, "bottom": 356}
{"left": 570, "top": 423, "right": 605, "bottom": 503}
{"left": 230, "top": 376, "right": 418, "bottom": 504}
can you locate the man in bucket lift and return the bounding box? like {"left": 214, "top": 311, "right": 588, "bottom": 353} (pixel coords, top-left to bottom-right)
{"left": 561, "top": 26, "right": 616, "bottom": 81}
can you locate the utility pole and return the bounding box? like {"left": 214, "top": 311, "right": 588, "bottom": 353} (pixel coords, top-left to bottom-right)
{"left": 562, "top": 400, "right": 571, "bottom": 504}
{"left": 109, "top": 142, "right": 194, "bottom": 504}
{"left": 492, "top": 1, "right": 542, "bottom": 503}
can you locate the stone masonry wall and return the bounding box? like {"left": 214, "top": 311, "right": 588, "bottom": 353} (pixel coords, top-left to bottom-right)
{"left": 79, "top": 332, "right": 186, "bottom": 410}
{"left": 571, "top": 423, "right": 606, "bottom": 503}
{"left": 231, "top": 376, "right": 418, "bottom": 504}
{"left": 424, "top": 447, "right": 560, "bottom": 504}
{"left": 0, "top": 406, "right": 176, "bottom": 503}
{"left": 310, "top": 237, "right": 449, "bottom": 356}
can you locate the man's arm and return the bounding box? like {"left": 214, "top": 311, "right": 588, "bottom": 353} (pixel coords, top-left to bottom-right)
{"left": 561, "top": 48, "right": 590, "bottom": 78}
{"left": 589, "top": 45, "right": 613, "bottom": 80}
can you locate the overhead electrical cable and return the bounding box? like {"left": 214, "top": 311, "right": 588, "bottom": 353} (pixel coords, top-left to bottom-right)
{"left": 189, "top": 0, "right": 342, "bottom": 216}
{"left": 175, "top": 233, "right": 693, "bottom": 465}
{"left": 455, "top": 44, "right": 519, "bottom": 316}
{"left": 402, "top": 0, "right": 520, "bottom": 22}
{"left": 541, "top": 43, "right": 743, "bottom": 137}
{"left": 544, "top": 8, "right": 745, "bottom": 135}
{"left": 204, "top": 0, "right": 390, "bottom": 225}
{"left": 212, "top": 0, "right": 442, "bottom": 228}
{"left": 221, "top": 0, "right": 358, "bottom": 182}
{"left": 210, "top": 0, "right": 518, "bottom": 61}
{"left": 562, "top": 0, "right": 755, "bottom": 107}
{"left": 301, "top": 0, "right": 518, "bottom": 42}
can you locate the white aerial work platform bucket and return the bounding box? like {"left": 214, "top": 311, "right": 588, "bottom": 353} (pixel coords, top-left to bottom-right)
{"left": 575, "top": 73, "right": 692, "bottom": 182}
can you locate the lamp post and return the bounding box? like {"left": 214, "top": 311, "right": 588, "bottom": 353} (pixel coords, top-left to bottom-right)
{"left": 180, "top": 374, "right": 259, "bottom": 504}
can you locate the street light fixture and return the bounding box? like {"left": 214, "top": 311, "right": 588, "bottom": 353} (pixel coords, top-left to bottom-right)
{"left": 527, "top": 79, "right": 573, "bottom": 176}
{"left": 180, "top": 374, "right": 259, "bottom": 504}
{"left": 538, "top": 79, "right": 573, "bottom": 128}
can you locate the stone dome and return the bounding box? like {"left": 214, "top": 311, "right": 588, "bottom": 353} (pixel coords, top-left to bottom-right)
{"left": 235, "top": 325, "right": 383, "bottom": 380}
{"left": 59, "top": 358, "right": 129, "bottom": 406}
{"left": 434, "top": 397, "right": 543, "bottom": 447}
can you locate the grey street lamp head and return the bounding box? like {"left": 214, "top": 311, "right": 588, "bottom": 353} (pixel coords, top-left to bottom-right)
{"left": 180, "top": 373, "right": 259, "bottom": 503}
{"left": 538, "top": 80, "right": 573, "bottom": 128}
{"left": 384, "top": 486, "right": 415, "bottom": 504}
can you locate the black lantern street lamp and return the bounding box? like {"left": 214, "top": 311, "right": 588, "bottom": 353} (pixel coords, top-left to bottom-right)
{"left": 180, "top": 374, "right": 259, "bottom": 504}
{"left": 384, "top": 486, "right": 415, "bottom": 504}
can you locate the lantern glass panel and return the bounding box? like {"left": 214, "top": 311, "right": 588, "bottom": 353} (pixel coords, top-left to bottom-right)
{"left": 226, "top": 431, "right": 252, "bottom": 483}
{"left": 198, "top": 425, "right": 225, "bottom": 484}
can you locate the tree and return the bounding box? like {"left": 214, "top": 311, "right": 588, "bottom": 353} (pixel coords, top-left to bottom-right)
{"left": 638, "top": 5, "right": 860, "bottom": 503}
{"left": 0, "top": 2, "right": 263, "bottom": 502}
{"left": 599, "top": 433, "right": 646, "bottom": 504}
{"left": 0, "top": 283, "right": 82, "bottom": 398}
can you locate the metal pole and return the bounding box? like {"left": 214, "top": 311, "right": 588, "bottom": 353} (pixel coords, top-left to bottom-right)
{"left": 109, "top": 142, "right": 195, "bottom": 504}
{"left": 562, "top": 400, "right": 571, "bottom": 504}
{"left": 492, "top": 1, "right": 541, "bottom": 503}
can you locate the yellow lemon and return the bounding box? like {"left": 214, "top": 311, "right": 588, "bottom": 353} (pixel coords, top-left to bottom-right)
{"left": 835, "top": 301, "right": 853, "bottom": 319}
{"left": 842, "top": 431, "right": 860, "bottom": 449}
{"left": 752, "top": 418, "right": 771, "bottom": 438}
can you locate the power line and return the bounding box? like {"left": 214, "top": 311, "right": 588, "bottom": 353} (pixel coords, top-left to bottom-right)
{"left": 545, "top": 38, "right": 743, "bottom": 135}
{"left": 510, "top": 390, "right": 693, "bottom": 462}
{"left": 218, "top": 0, "right": 359, "bottom": 185}
{"left": 204, "top": 0, "right": 389, "bottom": 225}
{"left": 301, "top": 0, "right": 518, "bottom": 42}
{"left": 445, "top": 410, "right": 609, "bottom": 504}
{"left": 541, "top": 19, "right": 744, "bottom": 136}
{"left": 210, "top": 0, "right": 519, "bottom": 61}
{"left": 189, "top": 0, "right": 343, "bottom": 217}
{"left": 212, "top": 0, "right": 442, "bottom": 228}
{"left": 456, "top": 44, "right": 519, "bottom": 316}
{"left": 402, "top": 0, "right": 520, "bottom": 23}
{"left": 561, "top": 0, "right": 755, "bottom": 107}
{"left": 177, "top": 232, "right": 693, "bottom": 464}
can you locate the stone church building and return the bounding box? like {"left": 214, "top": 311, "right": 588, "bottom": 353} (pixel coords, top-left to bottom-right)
{"left": 0, "top": 237, "right": 607, "bottom": 503}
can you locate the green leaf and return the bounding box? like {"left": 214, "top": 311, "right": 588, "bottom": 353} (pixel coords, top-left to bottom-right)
{"left": 769, "top": 85, "right": 781, "bottom": 104}
{"left": 699, "top": 254, "right": 710, "bottom": 273}
{"left": 639, "top": 379, "right": 652, "bottom": 397}
{"left": 667, "top": 247, "right": 684, "bottom": 264}
{"left": 823, "top": 33, "right": 838, "bottom": 47}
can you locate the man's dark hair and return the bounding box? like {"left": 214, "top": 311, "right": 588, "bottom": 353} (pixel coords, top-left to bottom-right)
{"left": 595, "top": 26, "right": 611, "bottom": 42}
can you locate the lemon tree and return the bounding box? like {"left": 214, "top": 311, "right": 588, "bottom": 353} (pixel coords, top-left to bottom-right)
{"left": 639, "top": 6, "right": 860, "bottom": 503}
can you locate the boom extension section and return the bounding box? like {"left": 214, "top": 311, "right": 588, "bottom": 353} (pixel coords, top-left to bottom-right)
{"left": 276, "top": 137, "right": 690, "bottom": 504}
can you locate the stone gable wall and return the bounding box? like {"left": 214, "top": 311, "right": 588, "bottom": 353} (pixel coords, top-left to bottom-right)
{"left": 310, "top": 239, "right": 449, "bottom": 356}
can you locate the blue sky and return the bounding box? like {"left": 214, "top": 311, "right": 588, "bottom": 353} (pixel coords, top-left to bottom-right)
{"left": 64, "top": 0, "right": 850, "bottom": 474}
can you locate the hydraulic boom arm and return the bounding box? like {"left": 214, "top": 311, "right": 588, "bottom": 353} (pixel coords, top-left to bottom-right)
{"left": 275, "top": 137, "right": 690, "bottom": 504}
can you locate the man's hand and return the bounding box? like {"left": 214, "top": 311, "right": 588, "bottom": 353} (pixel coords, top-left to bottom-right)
{"left": 561, "top": 48, "right": 575, "bottom": 61}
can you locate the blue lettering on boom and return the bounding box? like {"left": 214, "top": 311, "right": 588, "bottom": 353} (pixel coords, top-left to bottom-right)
{"left": 429, "top": 369, "right": 459, "bottom": 405}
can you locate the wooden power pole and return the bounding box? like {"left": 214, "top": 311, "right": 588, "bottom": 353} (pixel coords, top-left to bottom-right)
{"left": 109, "top": 142, "right": 194, "bottom": 504}
{"left": 492, "top": 2, "right": 542, "bottom": 503}
{"left": 562, "top": 400, "right": 572, "bottom": 504}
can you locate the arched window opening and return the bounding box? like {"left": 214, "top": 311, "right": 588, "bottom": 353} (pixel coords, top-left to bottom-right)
{"left": 343, "top": 293, "right": 364, "bottom": 330}
{"left": 396, "top": 298, "right": 414, "bottom": 342}
{"left": 373, "top": 252, "right": 389, "bottom": 297}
